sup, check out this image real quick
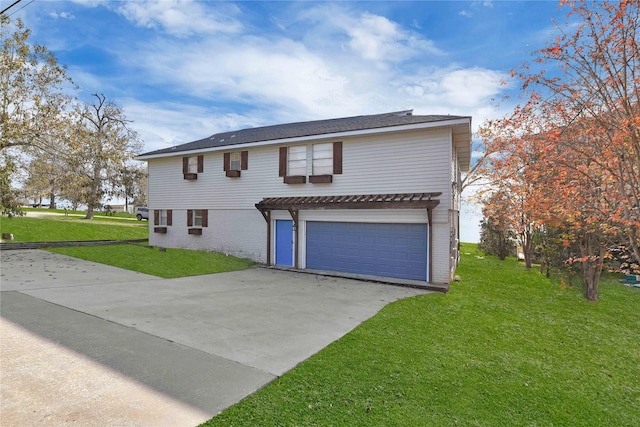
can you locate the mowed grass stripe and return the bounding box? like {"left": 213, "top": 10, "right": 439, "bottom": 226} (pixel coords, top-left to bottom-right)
{"left": 48, "top": 245, "right": 255, "bottom": 278}
{"left": 0, "top": 216, "right": 148, "bottom": 242}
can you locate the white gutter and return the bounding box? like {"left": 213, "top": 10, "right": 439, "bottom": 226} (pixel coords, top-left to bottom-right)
{"left": 136, "top": 117, "right": 472, "bottom": 161}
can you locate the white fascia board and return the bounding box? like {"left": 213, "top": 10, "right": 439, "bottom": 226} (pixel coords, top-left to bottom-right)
{"left": 136, "top": 117, "right": 472, "bottom": 161}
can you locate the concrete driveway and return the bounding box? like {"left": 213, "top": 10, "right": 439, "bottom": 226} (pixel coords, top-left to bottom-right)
{"left": 1, "top": 249, "right": 427, "bottom": 426}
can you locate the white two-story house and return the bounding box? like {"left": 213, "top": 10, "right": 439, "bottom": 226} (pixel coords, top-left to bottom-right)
{"left": 137, "top": 110, "right": 471, "bottom": 291}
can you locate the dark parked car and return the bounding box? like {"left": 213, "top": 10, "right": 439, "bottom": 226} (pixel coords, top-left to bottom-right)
{"left": 136, "top": 207, "right": 149, "bottom": 221}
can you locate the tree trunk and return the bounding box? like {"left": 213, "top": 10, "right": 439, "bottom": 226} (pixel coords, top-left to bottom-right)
{"left": 85, "top": 160, "right": 102, "bottom": 220}
{"left": 49, "top": 188, "right": 56, "bottom": 209}
{"left": 628, "top": 228, "right": 640, "bottom": 273}
{"left": 522, "top": 230, "right": 534, "bottom": 269}
{"left": 577, "top": 231, "right": 604, "bottom": 302}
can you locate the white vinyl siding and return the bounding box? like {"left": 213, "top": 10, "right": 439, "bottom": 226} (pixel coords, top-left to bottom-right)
{"left": 148, "top": 129, "right": 451, "bottom": 213}
{"left": 312, "top": 143, "right": 333, "bottom": 175}
{"left": 287, "top": 146, "right": 307, "bottom": 176}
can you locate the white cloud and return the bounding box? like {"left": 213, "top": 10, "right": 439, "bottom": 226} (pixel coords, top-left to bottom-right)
{"left": 440, "top": 68, "right": 505, "bottom": 107}
{"left": 49, "top": 11, "right": 75, "bottom": 20}
{"left": 72, "top": 0, "right": 242, "bottom": 36}
{"left": 294, "top": 5, "right": 442, "bottom": 65}
{"left": 132, "top": 34, "right": 373, "bottom": 121}
{"left": 459, "top": 10, "right": 472, "bottom": 18}
{"left": 119, "top": 4, "right": 506, "bottom": 124}
{"left": 345, "top": 13, "right": 442, "bottom": 62}
{"left": 120, "top": 0, "right": 242, "bottom": 36}
{"left": 396, "top": 67, "right": 507, "bottom": 115}
{"left": 121, "top": 99, "right": 267, "bottom": 152}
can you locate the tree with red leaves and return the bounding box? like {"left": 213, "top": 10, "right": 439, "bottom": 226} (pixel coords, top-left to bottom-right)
{"left": 481, "top": 0, "right": 640, "bottom": 300}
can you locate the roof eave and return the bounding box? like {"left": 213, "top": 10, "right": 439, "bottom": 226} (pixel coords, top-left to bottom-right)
{"left": 453, "top": 119, "right": 472, "bottom": 172}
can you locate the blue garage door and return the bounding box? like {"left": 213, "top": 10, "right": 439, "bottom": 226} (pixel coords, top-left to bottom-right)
{"left": 306, "top": 222, "right": 428, "bottom": 281}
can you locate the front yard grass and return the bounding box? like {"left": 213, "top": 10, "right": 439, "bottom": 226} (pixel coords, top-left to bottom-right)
{"left": 48, "top": 245, "right": 256, "bottom": 278}
{"left": 0, "top": 215, "right": 148, "bottom": 241}
{"left": 203, "top": 243, "right": 640, "bottom": 426}
{"left": 1, "top": 215, "right": 254, "bottom": 278}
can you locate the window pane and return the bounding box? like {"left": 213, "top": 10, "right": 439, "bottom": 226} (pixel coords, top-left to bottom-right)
{"left": 288, "top": 146, "right": 307, "bottom": 160}
{"left": 160, "top": 210, "right": 167, "bottom": 226}
{"left": 288, "top": 163, "right": 307, "bottom": 176}
{"left": 288, "top": 146, "right": 307, "bottom": 175}
{"left": 313, "top": 143, "right": 333, "bottom": 175}
{"left": 230, "top": 152, "right": 241, "bottom": 170}
{"left": 194, "top": 209, "right": 203, "bottom": 227}
{"left": 188, "top": 156, "right": 198, "bottom": 173}
{"left": 313, "top": 143, "right": 333, "bottom": 158}
{"left": 313, "top": 161, "right": 333, "bottom": 175}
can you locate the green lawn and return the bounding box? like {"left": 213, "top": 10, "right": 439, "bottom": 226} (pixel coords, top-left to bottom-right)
{"left": 21, "top": 207, "right": 138, "bottom": 220}
{"left": 204, "top": 243, "right": 640, "bottom": 426}
{"left": 0, "top": 215, "right": 148, "bottom": 241}
{"left": 48, "top": 245, "right": 256, "bottom": 278}
{"left": 1, "top": 215, "right": 254, "bottom": 278}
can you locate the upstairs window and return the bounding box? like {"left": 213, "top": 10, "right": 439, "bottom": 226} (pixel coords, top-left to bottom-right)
{"left": 183, "top": 155, "right": 204, "bottom": 180}
{"left": 188, "top": 156, "right": 198, "bottom": 173}
{"left": 223, "top": 151, "right": 248, "bottom": 177}
{"left": 287, "top": 146, "right": 307, "bottom": 176}
{"left": 309, "top": 142, "right": 342, "bottom": 183}
{"left": 312, "top": 143, "right": 333, "bottom": 175}
{"left": 279, "top": 142, "right": 342, "bottom": 184}
{"left": 278, "top": 146, "right": 307, "bottom": 184}
{"left": 230, "top": 152, "right": 241, "bottom": 171}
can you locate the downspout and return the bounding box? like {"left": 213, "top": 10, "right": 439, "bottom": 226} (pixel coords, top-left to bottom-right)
{"left": 428, "top": 208, "right": 433, "bottom": 283}
{"left": 288, "top": 209, "right": 299, "bottom": 268}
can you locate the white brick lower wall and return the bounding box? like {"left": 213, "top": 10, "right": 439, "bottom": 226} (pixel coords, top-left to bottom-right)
{"left": 149, "top": 209, "right": 267, "bottom": 262}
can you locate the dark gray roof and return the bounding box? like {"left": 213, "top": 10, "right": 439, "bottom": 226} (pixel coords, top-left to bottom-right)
{"left": 140, "top": 110, "right": 467, "bottom": 157}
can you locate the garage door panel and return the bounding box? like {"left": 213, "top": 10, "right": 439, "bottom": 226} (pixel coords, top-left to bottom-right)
{"left": 306, "top": 221, "right": 427, "bottom": 281}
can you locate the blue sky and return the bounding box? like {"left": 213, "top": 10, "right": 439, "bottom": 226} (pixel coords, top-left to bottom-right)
{"left": 10, "top": 0, "right": 569, "bottom": 241}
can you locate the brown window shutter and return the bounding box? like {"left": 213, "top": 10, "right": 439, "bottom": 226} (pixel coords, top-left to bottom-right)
{"left": 241, "top": 151, "right": 248, "bottom": 170}
{"left": 182, "top": 157, "right": 189, "bottom": 174}
{"left": 333, "top": 142, "right": 343, "bottom": 174}
{"left": 187, "top": 209, "right": 193, "bottom": 227}
{"left": 223, "top": 153, "right": 230, "bottom": 171}
{"left": 197, "top": 155, "right": 204, "bottom": 173}
{"left": 279, "top": 147, "right": 287, "bottom": 177}
{"left": 202, "top": 210, "right": 208, "bottom": 227}
{"left": 167, "top": 210, "right": 172, "bottom": 226}
{"left": 154, "top": 210, "right": 159, "bottom": 226}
